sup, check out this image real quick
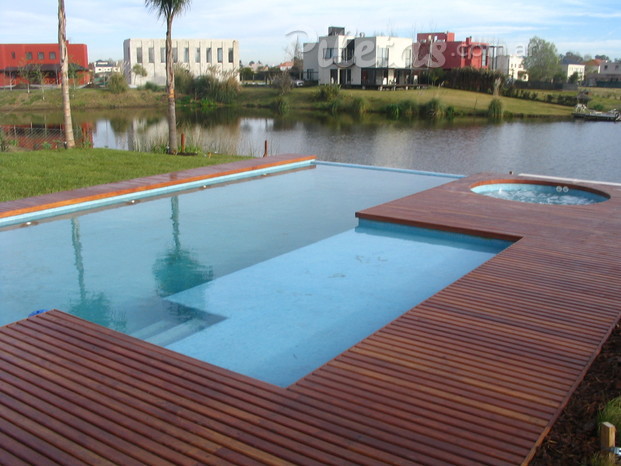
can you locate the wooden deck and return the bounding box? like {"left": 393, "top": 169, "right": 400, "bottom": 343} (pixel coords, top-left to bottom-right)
{"left": 2, "top": 158, "right": 621, "bottom": 465}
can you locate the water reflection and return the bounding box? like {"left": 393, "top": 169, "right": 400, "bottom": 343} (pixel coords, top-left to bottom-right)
{"left": 2, "top": 107, "right": 621, "bottom": 182}
{"left": 69, "top": 218, "right": 123, "bottom": 330}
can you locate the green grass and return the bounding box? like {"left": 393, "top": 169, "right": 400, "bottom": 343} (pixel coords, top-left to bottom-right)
{"left": 0, "top": 148, "right": 249, "bottom": 202}
{"left": 237, "top": 85, "right": 574, "bottom": 117}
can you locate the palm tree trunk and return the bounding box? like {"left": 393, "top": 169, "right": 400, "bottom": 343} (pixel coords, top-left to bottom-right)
{"left": 166, "top": 15, "right": 177, "bottom": 154}
{"left": 58, "top": 0, "right": 75, "bottom": 148}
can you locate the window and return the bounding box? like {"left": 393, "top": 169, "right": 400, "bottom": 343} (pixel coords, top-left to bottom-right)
{"left": 323, "top": 48, "right": 336, "bottom": 59}
{"left": 184, "top": 47, "right": 189, "bottom": 63}
{"left": 25, "top": 52, "right": 33, "bottom": 60}
{"left": 38, "top": 52, "right": 44, "bottom": 60}
{"left": 195, "top": 47, "right": 201, "bottom": 63}
{"left": 160, "top": 47, "right": 166, "bottom": 63}
{"left": 11, "top": 52, "right": 16, "bottom": 59}
{"left": 217, "top": 47, "right": 223, "bottom": 63}
{"left": 136, "top": 47, "right": 143, "bottom": 63}
{"left": 148, "top": 47, "right": 154, "bottom": 63}
{"left": 173, "top": 47, "right": 178, "bottom": 63}
{"left": 206, "top": 47, "right": 212, "bottom": 63}
{"left": 228, "top": 47, "right": 234, "bottom": 63}
{"left": 49, "top": 51, "right": 56, "bottom": 60}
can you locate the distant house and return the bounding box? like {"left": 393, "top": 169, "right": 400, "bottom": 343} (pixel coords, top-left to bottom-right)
{"left": 123, "top": 38, "right": 239, "bottom": 87}
{"left": 92, "top": 60, "right": 121, "bottom": 75}
{"left": 493, "top": 55, "right": 528, "bottom": 81}
{"left": 278, "top": 61, "right": 293, "bottom": 71}
{"left": 303, "top": 27, "right": 413, "bottom": 87}
{"left": 561, "top": 63, "right": 585, "bottom": 82}
{"left": 0, "top": 42, "right": 89, "bottom": 88}
{"left": 414, "top": 32, "right": 490, "bottom": 71}
{"left": 595, "top": 61, "right": 621, "bottom": 87}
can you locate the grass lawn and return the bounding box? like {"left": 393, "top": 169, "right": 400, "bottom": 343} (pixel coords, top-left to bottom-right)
{"left": 0, "top": 148, "right": 249, "bottom": 202}
{"left": 239, "top": 85, "right": 574, "bottom": 117}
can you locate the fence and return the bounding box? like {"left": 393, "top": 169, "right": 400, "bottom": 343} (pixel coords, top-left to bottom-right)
{"left": 0, "top": 124, "right": 93, "bottom": 151}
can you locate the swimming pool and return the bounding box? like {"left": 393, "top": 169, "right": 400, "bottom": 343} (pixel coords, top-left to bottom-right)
{"left": 0, "top": 162, "right": 510, "bottom": 386}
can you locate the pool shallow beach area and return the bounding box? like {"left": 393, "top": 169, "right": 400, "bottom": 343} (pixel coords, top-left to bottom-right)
{"left": 2, "top": 156, "right": 621, "bottom": 464}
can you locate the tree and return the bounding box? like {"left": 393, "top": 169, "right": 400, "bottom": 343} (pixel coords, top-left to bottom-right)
{"left": 58, "top": 0, "right": 75, "bottom": 148}
{"left": 132, "top": 63, "right": 147, "bottom": 87}
{"left": 145, "top": 0, "right": 192, "bottom": 154}
{"left": 595, "top": 54, "right": 610, "bottom": 61}
{"left": 561, "top": 51, "right": 583, "bottom": 64}
{"left": 523, "top": 37, "right": 561, "bottom": 82}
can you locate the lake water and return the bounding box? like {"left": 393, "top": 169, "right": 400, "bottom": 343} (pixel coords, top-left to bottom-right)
{"left": 3, "top": 107, "right": 621, "bottom": 183}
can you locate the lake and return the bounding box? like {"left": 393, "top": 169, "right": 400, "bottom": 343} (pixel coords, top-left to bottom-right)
{"left": 3, "top": 107, "right": 621, "bottom": 183}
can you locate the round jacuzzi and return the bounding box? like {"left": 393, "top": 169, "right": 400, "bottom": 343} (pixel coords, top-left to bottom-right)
{"left": 471, "top": 181, "right": 610, "bottom": 205}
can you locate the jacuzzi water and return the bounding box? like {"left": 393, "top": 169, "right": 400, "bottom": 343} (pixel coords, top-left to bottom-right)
{"left": 1, "top": 162, "right": 511, "bottom": 386}
{"left": 471, "top": 183, "right": 609, "bottom": 205}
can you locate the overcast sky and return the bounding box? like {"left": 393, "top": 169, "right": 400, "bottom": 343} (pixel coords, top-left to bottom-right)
{"left": 2, "top": 0, "right": 620, "bottom": 65}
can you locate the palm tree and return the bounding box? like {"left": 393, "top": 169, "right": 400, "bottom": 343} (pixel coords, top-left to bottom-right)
{"left": 145, "top": 0, "right": 192, "bottom": 154}
{"left": 58, "top": 0, "right": 75, "bottom": 148}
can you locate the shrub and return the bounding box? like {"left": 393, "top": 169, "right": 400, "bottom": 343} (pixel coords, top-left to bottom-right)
{"left": 192, "top": 70, "right": 240, "bottom": 104}
{"left": 272, "top": 72, "right": 292, "bottom": 96}
{"left": 107, "top": 72, "right": 128, "bottom": 94}
{"left": 398, "top": 100, "right": 418, "bottom": 118}
{"left": 271, "top": 96, "right": 290, "bottom": 114}
{"left": 329, "top": 98, "right": 343, "bottom": 115}
{"left": 487, "top": 98, "right": 504, "bottom": 120}
{"left": 315, "top": 84, "right": 340, "bottom": 102}
{"left": 141, "top": 81, "right": 163, "bottom": 92}
{"left": 385, "top": 103, "right": 400, "bottom": 119}
{"left": 174, "top": 65, "right": 194, "bottom": 95}
{"left": 351, "top": 97, "right": 369, "bottom": 116}
{"left": 421, "top": 98, "right": 444, "bottom": 120}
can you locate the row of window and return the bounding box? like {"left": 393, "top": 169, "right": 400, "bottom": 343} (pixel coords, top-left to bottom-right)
{"left": 135, "top": 46, "right": 234, "bottom": 65}
{"left": 10, "top": 51, "right": 57, "bottom": 61}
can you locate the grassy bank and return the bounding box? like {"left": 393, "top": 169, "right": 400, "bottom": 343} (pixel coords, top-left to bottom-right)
{"left": 0, "top": 85, "right": 584, "bottom": 117}
{"left": 239, "top": 85, "right": 576, "bottom": 117}
{"left": 0, "top": 148, "right": 249, "bottom": 202}
{"left": 0, "top": 88, "right": 166, "bottom": 111}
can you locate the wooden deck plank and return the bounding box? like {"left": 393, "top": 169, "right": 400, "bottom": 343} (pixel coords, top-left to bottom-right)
{"left": 2, "top": 161, "right": 621, "bottom": 464}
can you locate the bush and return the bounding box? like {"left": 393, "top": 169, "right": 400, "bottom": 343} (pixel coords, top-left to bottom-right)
{"left": 315, "top": 84, "right": 340, "bottom": 102}
{"left": 271, "top": 96, "right": 289, "bottom": 114}
{"left": 272, "top": 72, "right": 292, "bottom": 96}
{"left": 385, "top": 103, "right": 400, "bottom": 119}
{"left": 329, "top": 98, "right": 343, "bottom": 116}
{"left": 420, "top": 98, "right": 444, "bottom": 120}
{"left": 174, "top": 66, "right": 194, "bottom": 95}
{"left": 192, "top": 70, "right": 240, "bottom": 104}
{"left": 141, "top": 81, "right": 164, "bottom": 92}
{"left": 398, "top": 100, "right": 418, "bottom": 118}
{"left": 351, "top": 97, "right": 369, "bottom": 116}
{"left": 487, "top": 98, "right": 504, "bottom": 120}
{"left": 107, "top": 73, "right": 128, "bottom": 94}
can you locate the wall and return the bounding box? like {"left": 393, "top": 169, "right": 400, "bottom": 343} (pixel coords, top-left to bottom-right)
{"left": 123, "top": 38, "right": 240, "bottom": 87}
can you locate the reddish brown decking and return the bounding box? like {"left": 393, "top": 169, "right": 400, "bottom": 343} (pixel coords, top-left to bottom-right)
{"left": 2, "top": 159, "right": 621, "bottom": 465}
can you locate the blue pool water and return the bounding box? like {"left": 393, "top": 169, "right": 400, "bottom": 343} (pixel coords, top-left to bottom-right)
{"left": 471, "top": 182, "right": 609, "bottom": 205}
{"left": 0, "top": 162, "right": 509, "bottom": 386}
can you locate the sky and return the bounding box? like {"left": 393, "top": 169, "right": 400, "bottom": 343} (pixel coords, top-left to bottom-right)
{"left": 2, "top": 0, "right": 621, "bottom": 65}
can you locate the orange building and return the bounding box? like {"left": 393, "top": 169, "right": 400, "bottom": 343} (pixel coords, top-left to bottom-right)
{"left": 0, "top": 42, "right": 89, "bottom": 88}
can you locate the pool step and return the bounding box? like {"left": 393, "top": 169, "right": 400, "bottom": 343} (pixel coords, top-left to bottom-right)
{"left": 131, "top": 320, "right": 174, "bottom": 340}
{"left": 145, "top": 318, "right": 206, "bottom": 347}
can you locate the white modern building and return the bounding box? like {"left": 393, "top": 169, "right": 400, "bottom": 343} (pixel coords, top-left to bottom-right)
{"left": 303, "top": 27, "right": 413, "bottom": 87}
{"left": 561, "top": 63, "right": 585, "bottom": 82}
{"left": 123, "top": 38, "right": 239, "bottom": 87}
{"left": 493, "top": 55, "right": 528, "bottom": 81}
